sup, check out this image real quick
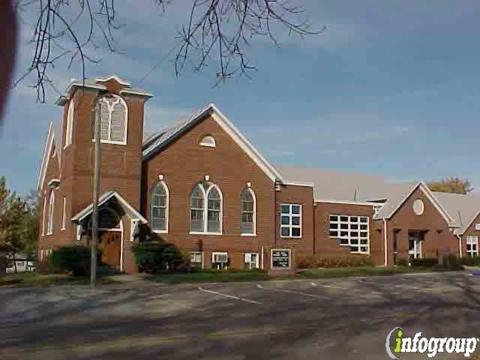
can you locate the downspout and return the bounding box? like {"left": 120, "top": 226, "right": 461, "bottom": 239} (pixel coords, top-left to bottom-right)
{"left": 313, "top": 202, "right": 316, "bottom": 255}
{"left": 456, "top": 234, "right": 463, "bottom": 258}
{"left": 383, "top": 218, "right": 388, "bottom": 267}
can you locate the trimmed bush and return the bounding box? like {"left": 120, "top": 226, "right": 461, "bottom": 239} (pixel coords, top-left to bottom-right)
{"left": 36, "top": 257, "right": 59, "bottom": 275}
{"left": 410, "top": 257, "right": 438, "bottom": 268}
{"left": 297, "top": 254, "right": 374, "bottom": 269}
{"left": 395, "top": 258, "right": 409, "bottom": 267}
{"left": 51, "top": 246, "right": 91, "bottom": 276}
{"left": 132, "top": 241, "right": 186, "bottom": 274}
{"left": 441, "top": 254, "right": 463, "bottom": 270}
{"left": 459, "top": 256, "right": 480, "bottom": 266}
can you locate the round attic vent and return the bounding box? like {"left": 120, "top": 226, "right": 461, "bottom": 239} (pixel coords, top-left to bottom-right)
{"left": 412, "top": 199, "right": 425, "bottom": 216}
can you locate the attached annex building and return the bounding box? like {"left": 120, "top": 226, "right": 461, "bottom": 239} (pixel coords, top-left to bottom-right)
{"left": 37, "top": 76, "right": 480, "bottom": 272}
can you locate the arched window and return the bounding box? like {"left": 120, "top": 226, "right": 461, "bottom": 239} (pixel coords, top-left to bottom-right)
{"left": 190, "top": 182, "right": 222, "bottom": 234}
{"left": 65, "top": 100, "right": 74, "bottom": 148}
{"left": 47, "top": 190, "right": 55, "bottom": 235}
{"left": 96, "top": 94, "right": 128, "bottom": 144}
{"left": 199, "top": 135, "right": 216, "bottom": 147}
{"left": 151, "top": 181, "right": 168, "bottom": 232}
{"left": 240, "top": 187, "right": 256, "bottom": 235}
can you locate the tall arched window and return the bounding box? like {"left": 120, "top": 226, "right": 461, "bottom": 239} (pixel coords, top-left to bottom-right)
{"left": 151, "top": 181, "right": 169, "bottom": 232}
{"left": 240, "top": 187, "right": 256, "bottom": 235}
{"left": 96, "top": 94, "right": 128, "bottom": 144}
{"left": 190, "top": 182, "right": 222, "bottom": 234}
{"left": 47, "top": 190, "right": 55, "bottom": 235}
{"left": 65, "top": 100, "right": 74, "bottom": 148}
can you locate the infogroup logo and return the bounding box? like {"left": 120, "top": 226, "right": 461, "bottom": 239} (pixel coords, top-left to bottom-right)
{"left": 385, "top": 327, "right": 479, "bottom": 359}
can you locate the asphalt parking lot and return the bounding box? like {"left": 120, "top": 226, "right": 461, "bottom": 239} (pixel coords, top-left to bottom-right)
{"left": 1, "top": 272, "right": 480, "bottom": 360}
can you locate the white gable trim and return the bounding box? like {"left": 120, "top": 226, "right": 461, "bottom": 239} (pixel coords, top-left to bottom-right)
{"left": 209, "top": 104, "right": 283, "bottom": 183}
{"left": 71, "top": 191, "right": 148, "bottom": 224}
{"left": 381, "top": 182, "right": 455, "bottom": 226}
{"left": 284, "top": 181, "right": 315, "bottom": 187}
{"left": 457, "top": 209, "right": 480, "bottom": 235}
{"left": 96, "top": 75, "right": 131, "bottom": 86}
{"left": 37, "top": 122, "right": 60, "bottom": 191}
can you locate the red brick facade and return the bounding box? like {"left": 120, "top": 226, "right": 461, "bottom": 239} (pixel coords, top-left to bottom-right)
{"left": 37, "top": 76, "right": 467, "bottom": 273}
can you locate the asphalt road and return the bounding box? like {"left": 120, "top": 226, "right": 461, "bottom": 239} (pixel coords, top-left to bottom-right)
{"left": 1, "top": 272, "right": 480, "bottom": 360}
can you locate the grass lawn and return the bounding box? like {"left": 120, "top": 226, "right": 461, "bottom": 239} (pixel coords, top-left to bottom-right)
{"left": 145, "top": 265, "right": 459, "bottom": 285}
{"left": 0, "top": 272, "right": 115, "bottom": 287}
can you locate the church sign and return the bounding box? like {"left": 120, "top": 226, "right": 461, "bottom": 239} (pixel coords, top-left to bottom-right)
{"left": 271, "top": 249, "right": 291, "bottom": 270}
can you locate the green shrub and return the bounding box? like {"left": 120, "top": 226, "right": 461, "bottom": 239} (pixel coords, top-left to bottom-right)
{"left": 36, "top": 257, "right": 59, "bottom": 274}
{"left": 132, "top": 241, "right": 186, "bottom": 274}
{"left": 51, "top": 246, "right": 91, "bottom": 276}
{"left": 297, "top": 254, "right": 374, "bottom": 269}
{"left": 459, "top": 256, "right": 480, "bottom": 266}
{"left": 441, "top": 254, "right": 463, "bottom": 270}
{"left": 410, "top": 257, "right": 438, "bottom": 268}
{"left": 395, "top": 257, "right": 409, "bottom": 267}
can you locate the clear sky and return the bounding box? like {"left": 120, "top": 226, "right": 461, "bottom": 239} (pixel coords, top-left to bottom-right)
{"left": 2, "top": 0, "right": 480, "bottom": 194}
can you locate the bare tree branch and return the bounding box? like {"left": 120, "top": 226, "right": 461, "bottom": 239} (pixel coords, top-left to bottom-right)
{"left": 15, "top": 0, "right": 322, "bottom": 102}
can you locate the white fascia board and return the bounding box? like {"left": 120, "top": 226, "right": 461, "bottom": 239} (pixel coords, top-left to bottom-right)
{"left": 284, "top": 181, "right": 315, "bottom": 187}
{"left": 120, "top": 89, "right": 154, "bottom": 98}
{"left": 209, "top": 104, "right": 283, "bottom": 183}
{"left": 37, "top": 122, "right": 55, "bottom": 191}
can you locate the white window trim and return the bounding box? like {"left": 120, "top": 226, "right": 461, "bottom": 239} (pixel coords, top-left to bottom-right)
{"left": 466, "top": 235, "right": 479, "bottom": 257}
{"left": 151, "top": 180, "right": 169, "bottom": 234}
{"left": 329, "top": 214, "right": 370, "bottom": 255}
{"left": 189, "top": 251, "right": 204, "bottom": 269}
{"left": 244, "top": 252, "right": 259, "bottom": 269}
{"left": 130, "top": 219, "right": 140, "bottom": 242}
{"left": 46, "top": 190, "right": 55, "bottom": 235}
{"left": 64, "top": 100, "right": 74, "bottom": 149}
{"left": 212, "top": 251, "right": 229, "bottom": 269}
{"left": 189, "top": 182, "right": 223, "bottom": 235}
{"left": 200, "top": 135, "right": 216, "bottom": 147}
{"left": 240, "top": 187, "right": 257, "bottom": 236}
{"left": 280, "top": 203, "right": 302, "bottom": 239}
{"left": 93, "top": 95, "right": 128, "bottom": 145}
{"left": 61, "top": 197, "right": 67, "bottom": 230}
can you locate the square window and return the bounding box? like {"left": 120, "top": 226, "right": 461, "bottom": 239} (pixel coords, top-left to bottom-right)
{"left": 329, "top": 214, "right": 370, "bottom": 254}
{"left": 281, "top": 205, "right": 290, "bottom": 214}
{"left": 281, "top": 227, "right": 290, "bottom": 237}
{"left": 292, "top": 205, "right": 301, "bottom": 214}
{"left": 329, "top": 230, "right": 338, "bottom": 237}
{"left": 281, "top": 216, "right": 290, "bottom": 225}
{"left": 330, "top": 215, "right": 338, "bottom": 222}
{"left": 292, "top": 216, "right": 300, "bottom": 226}
{"left": 340, "top": 216, "right": 349, "bottom": 222}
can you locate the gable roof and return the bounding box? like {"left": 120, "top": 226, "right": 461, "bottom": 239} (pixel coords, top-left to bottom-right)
{"left": 275, "top": 165, "right": 456, "bottom": 225}
{"left": 37, "top": 121, "right": 62, "bottom": 191}
{"left": 142, "top": 103, "right": 283, "bottom": 183}
{"left": 372, "top": 181, "right": 455, "bottom": 225}
{"left": 433, "top": 192, "right": 480, "bottom": 234}
{"left": 71, "top": 191, "right": 148, "bottom": 224}
{"left": 275, "top": 165, "right": 389, "bottom": 202}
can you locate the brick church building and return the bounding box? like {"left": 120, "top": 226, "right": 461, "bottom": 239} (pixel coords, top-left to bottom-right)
{"left": 37, "top": 75, "right": 480, "bottom": 273}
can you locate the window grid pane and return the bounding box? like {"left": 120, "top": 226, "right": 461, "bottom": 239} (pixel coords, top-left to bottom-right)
{"left": 280, "top": 204, "right": 302, "bottom": 238}
{"left": 329, "top": 214, "right": 369, "bottom": 254}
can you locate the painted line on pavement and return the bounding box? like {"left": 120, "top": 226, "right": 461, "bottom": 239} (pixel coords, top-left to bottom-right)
{"left": 256, "top": 284, "right": 329, "bottom": 300}
{"left": 310, "top": 282, "right": 348, "bottom": 290}
{"left": 198, "top": 286, "right": 262, "bottom": 305}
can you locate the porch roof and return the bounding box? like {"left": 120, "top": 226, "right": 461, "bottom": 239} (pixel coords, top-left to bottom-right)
{"left": 71, "top": 191, "right": 148, "bottom": 224}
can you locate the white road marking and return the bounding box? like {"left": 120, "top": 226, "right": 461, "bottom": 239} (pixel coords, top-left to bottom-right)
{"left": 198, "top": 287, "right": 262, "bottom": 305}
{"left": 311, "top": 283, "right": 348, "bottom": 290}
{"left": 256, "top": 284, "right": 329, "bottom": 299}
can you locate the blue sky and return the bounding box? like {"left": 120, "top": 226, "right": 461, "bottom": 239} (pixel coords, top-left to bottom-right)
{"left": 2, "top": 0, "right": 480, "bottom": 194}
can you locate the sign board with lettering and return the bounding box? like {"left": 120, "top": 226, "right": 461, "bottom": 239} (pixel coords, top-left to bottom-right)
{"left": 271, "top": 249, "right": 291, "bottom": 270}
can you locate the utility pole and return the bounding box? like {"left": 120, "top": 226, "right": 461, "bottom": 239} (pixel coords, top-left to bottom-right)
{"left": 90, "top": 99, "right": 101, "bottom": 287}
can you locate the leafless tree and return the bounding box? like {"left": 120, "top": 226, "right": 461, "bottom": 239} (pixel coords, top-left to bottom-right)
{"left": 14, "top": 0, "right": 322, "bottom": 102}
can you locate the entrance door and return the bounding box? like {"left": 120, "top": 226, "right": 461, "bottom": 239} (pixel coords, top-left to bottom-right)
{"left": 99, "top": 231, "right": 121, "bottom": 268}
{"left": 408, "top": 232, "right": 423, "bottom": 259}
